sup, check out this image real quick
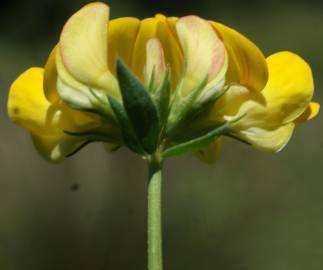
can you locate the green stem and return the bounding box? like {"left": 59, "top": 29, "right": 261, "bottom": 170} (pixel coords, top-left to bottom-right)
{"left": 147, "top": 154, "right": 163, "bottom": 270}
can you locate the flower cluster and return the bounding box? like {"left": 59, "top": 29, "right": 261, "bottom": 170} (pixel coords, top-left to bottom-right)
{"left": 8, "top": 2, "right": 319, "bottom": 162}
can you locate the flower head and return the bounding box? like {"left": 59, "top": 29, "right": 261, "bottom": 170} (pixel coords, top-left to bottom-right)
{"left": 8, "top": 2, "right": 319, "bottom": 162}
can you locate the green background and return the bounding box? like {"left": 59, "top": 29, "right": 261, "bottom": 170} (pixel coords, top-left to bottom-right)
{"left": 1, "top": 0, "right": 323, "bottom": 269}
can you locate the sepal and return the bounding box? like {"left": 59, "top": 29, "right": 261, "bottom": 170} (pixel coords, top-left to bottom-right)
{"left": 116, "top": 58, "right": 160, "bottom": 154}
{"left": 166, "top": 72, "right": 208, "bottom": 135}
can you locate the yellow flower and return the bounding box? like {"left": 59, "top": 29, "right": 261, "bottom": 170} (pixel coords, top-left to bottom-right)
{"left": 7, "top": 2, "right": 319, "bottom": 162}
{"left": 203, "top": 51, "right": 319, "bottom": 158}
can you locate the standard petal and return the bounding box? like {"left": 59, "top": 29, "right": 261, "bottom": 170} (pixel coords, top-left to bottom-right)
{"left": 144, "top": 38, "right": 166, "bottom": 89}
{"left": 210, "top": 21, "right": 268, "bottom": 92}
{"left": 130, "top": 17, "right": 159, "bottom": 78}
{"left": 176, "top": 16, "right": 226, "bottom": 95}
{"left": 236, "top": 123, "right": 295, "bottom": 153}
{"left": 108, "top": 17, "right": 140, "bottom": 72}
{"left": 131, "top": 15, "right": 183, "bottom": 86}
{"left": 295, "top": 102, "right": 320, "bottom": 123}
{"left": 59, "top": 2, "right": 118, "bottom": 94}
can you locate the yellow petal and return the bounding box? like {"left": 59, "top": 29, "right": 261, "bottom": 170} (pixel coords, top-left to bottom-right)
{"left": 131, "top": 15, "right": 183, "bottom": 86}
{"left": 166, "top": 17, "right": 178, "bottom": 36}
{"left": 59, "top": 2, "right": 118, "bottom": 94}
{"left": 265, "top": 51, "right": 314, "bottom": 123}
{"left": 45, "top": 45, "right": 111, "bottom": 110}
{"left": 44, "top": 46, "right": 60, "bottom": 104}
{"left": 208, "top": 52, "right": 314, "bottom": 152}
{"left": 8, "top": 68, "right": 59, "bottom": 136}
{"left": 176, "top": 16, "right": 226, "bottom": 95}
{"left": 8, "top": 67, "right": 99, "bottom": 136}
{"left": 210, "top": 21, "right": 268, "bottom": 91}
{"left": 130, "top": 17, "right": 159, "bottom": 78}
{"left": 56, "top": 52, "right": 94, "bottom": 108}
{"left": 235, "top": 51, "right": 314, "bottom": 129}
{"left": 108, "top": 17, "right": 140, "bottom": 72}
{"left": 32, "top": 133, "right": 87, "bottom": 163}
{"left": 155, "top": 15, "right": 183, "bottom": 87}
{"left": 203, "top": 85, "right": 264, "bottom": 128}
{"left": 197, "top": 138, "right": 222, "bottom": 164}
{"left": 144, "top": 38, "right": 166, "bottom": 88}
{"left": 295, "top": 102, "right": 320, "bottom": 123}
{"left": 56, "top": 51, "right": 119, "bottom": 108}
{"left": 236, "top": 123, "right": 295, "bottom": 153}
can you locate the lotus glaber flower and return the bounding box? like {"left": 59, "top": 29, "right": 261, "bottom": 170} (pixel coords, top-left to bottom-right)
{"left": 7, "top": 2, "right": 319, "bottom": 270}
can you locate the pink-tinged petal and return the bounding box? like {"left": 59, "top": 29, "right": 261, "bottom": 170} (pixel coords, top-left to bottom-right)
{"left": 131, "top": 15, "right": 183, "bottom": 86}
{"left": 176, "top": 16, "right": 226, "bottom": 95}
{"left": 59, "top": 2, "right": 118, "bottom": 94}
{"left": 144, "top": 38, "right": 166, "bottom": 89}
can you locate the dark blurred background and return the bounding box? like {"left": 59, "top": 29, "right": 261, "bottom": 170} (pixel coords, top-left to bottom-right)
{"left": 1, "top": 0, "right": 323, "bottom": 269}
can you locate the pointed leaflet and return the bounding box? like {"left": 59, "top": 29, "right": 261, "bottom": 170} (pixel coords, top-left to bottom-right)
{"left": 116, "top": 58, "right": 160, "bottom": 153}
{"left": 176, "top": 15, "right": 226, "bottom": 96}
{"left": 108, "top": 96, "right": 144, "bottom": 154}
{"left": 162, "top": 121, "right": 229, "bottom": 158}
